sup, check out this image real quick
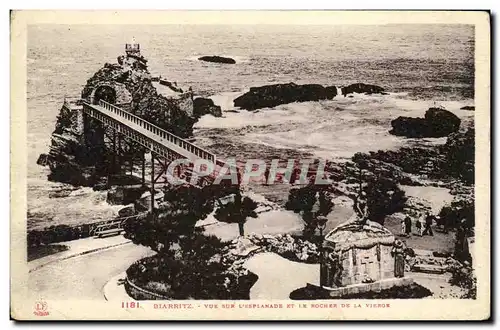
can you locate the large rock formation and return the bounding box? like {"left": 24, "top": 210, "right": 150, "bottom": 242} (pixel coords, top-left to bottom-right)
{"left": 233, "top": 82, "right": 386, "bottom": 111}
{"left": 340, "top": 83, "right": 385, "bottom": 96}
{"left": 390, "top": 107, "right": 461, "bottom": 138}
{"left": 198, "top": 55, "right": 236, "bottom": 64}
{"left": 233, "top": 83, "right": 338, "bottom": 111}
{"left": 39, "top": 46, "right": 203, "bottom": 186}
{"left": 193, "top": 97, "right": 222, "bottom": 118}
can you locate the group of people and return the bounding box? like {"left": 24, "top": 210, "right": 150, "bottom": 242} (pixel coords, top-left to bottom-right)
{"left": 401, "top": 212, "right": 437, "bottom": 237}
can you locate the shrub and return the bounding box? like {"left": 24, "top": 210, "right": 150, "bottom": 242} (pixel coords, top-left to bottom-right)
{"left": 449, "top": 262, "right": 477, "bottom": 299}
{"left": 126, "top": 233, "right": 257, "bottom": 300}
{"left": 364, "top": 176, "right": 407, "bottom": 225}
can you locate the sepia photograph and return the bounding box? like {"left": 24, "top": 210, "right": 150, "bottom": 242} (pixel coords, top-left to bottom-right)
{"left": 10, "top": 10, "right": 490, "bottom": 320}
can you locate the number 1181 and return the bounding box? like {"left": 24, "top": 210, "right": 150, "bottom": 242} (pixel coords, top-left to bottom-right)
{"left": 121, "top": 302, "right": 140, "bottom": 309}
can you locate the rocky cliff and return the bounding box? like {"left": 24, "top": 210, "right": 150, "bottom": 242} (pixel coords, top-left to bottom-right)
{"left": 38, "top": 49, "right": 210, "bottom": 186}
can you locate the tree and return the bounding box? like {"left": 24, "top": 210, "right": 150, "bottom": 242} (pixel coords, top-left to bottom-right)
{"left": 285, "top": 185, "right": 334, "bottom": 238}
{"left": 213, "top": 192, "right": 258, "bottom": 236}
{"left": 354, "top": 176, "right": 407, "bottom": 225}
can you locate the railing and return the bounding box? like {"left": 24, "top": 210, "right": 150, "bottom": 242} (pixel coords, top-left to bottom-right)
{"left": 97, "top": 100, "right": 215, "bottom": 163}
{"left": 89, "top": 213, "right": 144, "bottom": 237}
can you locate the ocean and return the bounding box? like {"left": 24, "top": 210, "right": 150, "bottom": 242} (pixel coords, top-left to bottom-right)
{"left": 27, "top": 24, "right": 475, "bottom": 230}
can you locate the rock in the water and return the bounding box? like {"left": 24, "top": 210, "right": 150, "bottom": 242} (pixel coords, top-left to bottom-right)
{"left": 193, "top": 97, "right": 222, "bottom": 118}
{"left": 341, "top": 83, "right": 385, "bottom": 96}
{"left": 390, "top": 107, "right": 461, "bottom": 138}
{"left": 198, "top": 55, "right": 236, "bottom": 64}
{"left": 36, "top": 153, "right": 49, "bottom": 166}
{"left": 424, "top": 107, "right": 461, "bottom": 136}
{"left": 460, "top": 105, "right": 475, "bottom": 111}
{"left": 107, "top": 185, "right": 148, "bottom": 205}
{"left": 233, "top": 82, "right": 337, "bottom": 111}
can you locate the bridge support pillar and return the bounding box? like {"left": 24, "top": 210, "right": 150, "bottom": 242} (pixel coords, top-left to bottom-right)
{"left": 141, "top": 150, "right": 146, "bottom": 186}
{"left": 117, "top": 134, "right": 122, "bottom": 174}
{"left": 150, "top": 152, "right": 155, "bottom": 213}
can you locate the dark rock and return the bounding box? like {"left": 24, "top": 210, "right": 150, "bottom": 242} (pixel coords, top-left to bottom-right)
{"left": 341, "top": 83, "right": 385, "bottom": 96}
{"left": 36, "top": 154, "right": 49, "bottom": 166}
{"left": 198, "top": 55, "right": 236, "bottom": 64}
{"left": 389, "top": 117, "right": 430, "bottom": 138}
{"left": 460, "top": 105, "right": 475, "bottom": 111}
{"left": 233, "top": 83, "right": 337, "bottom": 111}
{"left": 390, "top": 107, "right": 460, "bottom": 138}
{"left": 107, "top": 185, "right": 149, "bottom": 205}
{"left": 425, "top": 107, "right": 461, "bottom": 136}
{"left": 193, "top": 97, "right": 222, "bottom": 118}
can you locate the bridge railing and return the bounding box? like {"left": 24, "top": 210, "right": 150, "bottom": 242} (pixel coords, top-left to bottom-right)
{"left": 96, "top": 100, "right": 216, "bottom": 163}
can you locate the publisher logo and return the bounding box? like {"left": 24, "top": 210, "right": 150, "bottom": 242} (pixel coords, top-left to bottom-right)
{"left": 33, "top": 301, "right": 49, "bottom": 316}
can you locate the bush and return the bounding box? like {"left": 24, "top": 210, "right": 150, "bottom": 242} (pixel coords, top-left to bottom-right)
{"left": 285, "top": 185, "right": 334, "bottom": 237}
{"left": 364, "top": 176, "right": 407, "bottom": 225}
{"left": 449, "top": 262, "right": 476, "bottom": 299}
{"left": 126, "top": 233, "right": 258, "bottom": 300}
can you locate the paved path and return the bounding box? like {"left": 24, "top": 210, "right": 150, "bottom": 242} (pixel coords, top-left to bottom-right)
{"left": 243, "top": 252, "right": 319, "bottom": 300}
{"left": 29, "top": 235, "right": 132, "bottom": 272}
{"left": 28, "top": 243, "right": 155, "bottom": 300}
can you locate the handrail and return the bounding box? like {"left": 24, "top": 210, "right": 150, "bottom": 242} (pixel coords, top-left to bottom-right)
{"left": 95, "top": 100, "right": 216, "bottom": 163}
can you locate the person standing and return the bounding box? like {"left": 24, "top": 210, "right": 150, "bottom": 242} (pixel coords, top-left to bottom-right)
{"left": 401, "top": 218, "right": 406, "bottom": 236}
{"left": 391, "top": 239, "right": 406, "bottom": 278}
{"left": 423, "top": 212, "right": 435, "bottom": 236}
{"left": 416, "top": 217, "right": 423, "bottom": 236}
{"left": 404, "top": 216, "right": 412, "bottom": 236}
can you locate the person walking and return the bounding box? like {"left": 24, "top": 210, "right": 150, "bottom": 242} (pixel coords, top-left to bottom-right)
{"left": 422, "top": 212, "right": 435, "bottom": 236}
{"left": 415, "top": 217, "right": 423, "bottom": 236}
{"left": 404, "top": 216, "right": 412, "bottom": 236}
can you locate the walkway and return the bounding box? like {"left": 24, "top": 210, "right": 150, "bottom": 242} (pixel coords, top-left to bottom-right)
{"left": 29, "top": 235, "right": 131, "bottom": 272}
{"left": 243, "top": 252, "right": 319, "bottom": 300}
{"left": 83, "top": 100, "right": 215, "bottom": 163}
{"left": 28, "top": 239, "right": 155, "bottom": 300}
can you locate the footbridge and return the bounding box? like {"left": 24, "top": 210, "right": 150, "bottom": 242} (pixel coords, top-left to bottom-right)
{"left": 76, "top": 99, "right": 236, "bottom": 211}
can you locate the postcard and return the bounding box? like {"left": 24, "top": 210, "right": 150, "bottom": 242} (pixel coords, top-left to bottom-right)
{"left": 11, "top": 10, "right": 490, "bottom": 320}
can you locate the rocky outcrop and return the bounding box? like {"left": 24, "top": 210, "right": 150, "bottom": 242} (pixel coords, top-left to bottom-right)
{"left": 40, "top": 47, "right": 204, "bottom": 187}
{"left": 233, "top": 83, "right": 337, "bottom": 110}
{"left": 341, "top": 83, "right": 385, "bottom": 96}
{"left": 193, "top": 97, "right": 222, "bottom": 118}
{"left": 460, "top": 106, "right": 475, "bottom": 111}
{"left": 107, "top": 185, "right": 149, "bottom": 205}
{"left": 198, "top": 55, "right": 236, "bottom": 64}
{"left": 390, "top": 107, "right": 461, "bottom": 138}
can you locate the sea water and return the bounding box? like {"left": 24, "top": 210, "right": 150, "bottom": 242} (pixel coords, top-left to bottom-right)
{"left": 27, "top": 24, "right": 475, "bottom": 229}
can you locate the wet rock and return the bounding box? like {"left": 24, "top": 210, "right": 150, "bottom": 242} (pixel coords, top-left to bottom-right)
{"left": 107, "top": 185, "right": 148, "bottom": 205}
{"left": 341, "top": 83, "right": 385, "bottom": 96}
{"left": 233, "top": 82, "right": 337, "bottom": 110}
{"left": 198, "top": 55, "right": 236, "bottom": 64}
{"left": 36, "top": 153, "right": 49, "bottom": 166}
{"left": 390, "top": 107, "right": 461, "bottom": 138}
{"left": 460, "top": 105, "right": 475, "bottom": 111}
{"left": 193, "top": 97, "right": 222, "bottom": 118}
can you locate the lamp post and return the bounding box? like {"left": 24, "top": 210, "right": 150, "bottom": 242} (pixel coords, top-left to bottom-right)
{"left": 316, "top": 215, "right": 328, "bottom": 288}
